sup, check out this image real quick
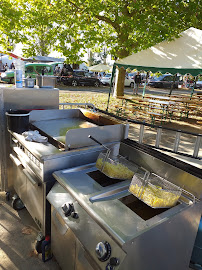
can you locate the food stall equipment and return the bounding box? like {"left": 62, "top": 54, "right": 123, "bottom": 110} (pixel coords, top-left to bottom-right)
{"left": 36, "top": 75, "right": 56, "bottom": 88}
{"left": 0, "top": 87, "right": 59, "bottom": 193}
{"left": 47, "top": 140, "right": 202, "bottom": 270}
{"left": 8, "top": 109, "right": 128, "bottom": 236}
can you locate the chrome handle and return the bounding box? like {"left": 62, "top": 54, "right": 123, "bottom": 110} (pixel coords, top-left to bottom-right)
{"left": 88, "top": 135, "right": 110, "bottom": 152}
{"left": 23, "top": 169, "right": 37, "bottom": 186}
{"left": 52, "top": 208, "right": 69, "bottom": 235}
{"left": 10, "top": 154, "right": 24, "bottom": 169}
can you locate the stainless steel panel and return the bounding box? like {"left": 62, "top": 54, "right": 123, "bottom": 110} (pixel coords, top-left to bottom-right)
{"left": 75, "top": 239, "right": 96, "bottom": 270}
{"left": 10, "top": 154, "right": 26, "bottom": 202}
{"left": 30, "top": 109, "right": 128, "bottom": 149}
{"left": 52, "top": 165, "right": 192, "bottom": 246}
{"left": 30, "top": 108, "right": 81, "bottom": 122}
{"left": 121, "top": 201, "right": 202, "bottom": 270}
{"left": 0, "top": 87, "right": 59, "bottom": 191}
{"left": 10, "top": 149, "right": 48, "bottom": 234}
{"left": 43, "top": 143, "right": 120, "bottom": 182}
{"left": 51, "top": 207, "right": 76, "bottom": 270}
{"left": 33, "top": 118, "right": 97, "bottom": 144}
{"left": 119, "top": 142, "right": 202, "bottom": 199}
{"left": 65, "top": 124, "right": 127, "bottom": 149}
{"left": 49, "top": 173, "right": 201, "bottom": 270}
{"left": 25, "top": 173, "right": 44, "bottom": 232}
{"left": 10, "top": 132, "right": 61, "bottom": 161}
{"left": 12, "top": 145, "right": 44, "bottom": 181}
{"left": 47, "top": 183, "right": 126, "bottom": 270}
{"left": 1, "top": 87, "right": 59, "bottom": 110}
{"left": 51, "top": 207, "right": 96, "bottom": 270}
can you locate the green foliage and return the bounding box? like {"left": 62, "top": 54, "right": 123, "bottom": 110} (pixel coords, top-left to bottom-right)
{"left": 53, "top": 0, "right": 201, "bottom": 59}
{"left": 0, "top": 0, "right": 201, "bottom": 60}
{"left": 19, "top": 0, "right": 59, "bottom": 56}
{"left": 0, "top": 0, "right": 23, "bottom": 51}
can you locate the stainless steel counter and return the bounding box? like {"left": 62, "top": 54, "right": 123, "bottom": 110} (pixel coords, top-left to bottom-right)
{"left": 48, "top": 140, "right": 202, "bottom": 270}
{"left": 0, "top": 86, "right": 59, "bottom": 191}
{"left": 52, "top": 164, "right": 194, "bottom": 246}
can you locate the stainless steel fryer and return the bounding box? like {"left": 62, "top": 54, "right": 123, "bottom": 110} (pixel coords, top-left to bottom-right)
{"left": 8, "top": 108, "right": 128, "bottom": 237}
{"left": 47, "top": 139, "right": 202, "bottom": 270}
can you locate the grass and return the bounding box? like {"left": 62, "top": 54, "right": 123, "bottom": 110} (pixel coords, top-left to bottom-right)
{"left": 59, "top": 89, "right": 202, "bottom": 134}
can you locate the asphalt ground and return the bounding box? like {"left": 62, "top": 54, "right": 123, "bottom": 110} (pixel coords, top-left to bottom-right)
{"left": 58, "top": 83, "right": 202, "bottom": 96}
{"left": 1, "top": 80, "right": 201, "bottom": 95}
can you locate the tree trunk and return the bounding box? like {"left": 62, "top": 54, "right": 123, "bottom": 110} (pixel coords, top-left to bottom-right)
{"left": 113, "top": 67, "right": 126, "bottom": 97}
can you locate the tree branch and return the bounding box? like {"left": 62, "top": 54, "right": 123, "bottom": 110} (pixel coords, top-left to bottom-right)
{"left": 95, "top": 14, "right": 120, "bottom": 32}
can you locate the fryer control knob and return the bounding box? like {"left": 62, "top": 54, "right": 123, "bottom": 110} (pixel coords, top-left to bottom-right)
{"left": 106, "top": 263, "right": 114, "bottom": 270}
{"left": 110, "top": 257, "right": 119, "bottom": 266}
{"left": 95, "top": 241, "right": 111, "bottom": 262}
{"left": 106, "top": 258, "right": 119, "bottom": 270}
{"left": 62, "top": 203, "right": 74, "bottom": 217}
{"left": 71, "top": 212, "right": 79, "bottom": 219}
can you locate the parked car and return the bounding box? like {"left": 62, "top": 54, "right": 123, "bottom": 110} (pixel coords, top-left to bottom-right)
{"left": 195, "top": 80, "right": 202, "bottom": 89}
{"left": 101, "top": 73, "right": 134, "bottom": 87}
{"left": 62, "top": 70, "right": 100, "bottom": 87}
{"left": 128, "top": 72, "right": 136, "bottom": 80}
{"left": 0, "top": 62, "right": 57, "bottom": 84}
{"left": 148, "top": 74, "right": 182, "bottom": 88}
{"left": 0, "top": 70, "right": 15, "bottom": 83}
{"left": 100, "top": 73, "right": 112, "bottom": 85}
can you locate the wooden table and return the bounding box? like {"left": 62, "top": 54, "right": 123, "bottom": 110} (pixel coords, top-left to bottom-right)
{"left": 145, "top": 95, "right": 171, "bottom": 100}
{"left": 148, "top": 99, "right": 175, "bottom": 105}
{"left": 147, "top": 99, "right": 176, "bottom": 122}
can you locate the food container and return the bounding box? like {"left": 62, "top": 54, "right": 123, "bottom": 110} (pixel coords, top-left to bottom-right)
{"left": 5, "top": 110, "right": 30, "bottom": 133}
{"left": 129, "top": 172, "right": 182, "bottom": 208}
{"left": 96, "top": 152, "right": 138, "bottom": 180}
{"left": 24, "top": 78, "right": 35, "bottom": 88}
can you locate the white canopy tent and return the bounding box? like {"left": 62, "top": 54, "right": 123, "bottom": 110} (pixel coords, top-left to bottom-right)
{"left": 114, "top": 27, "right": 202, "bottom": 76}
{"left": 106, "top": 28, "right": 202, "bottom": 109}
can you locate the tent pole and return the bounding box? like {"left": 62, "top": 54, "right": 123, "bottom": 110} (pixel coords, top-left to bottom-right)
{"left": 106, "top": 64, "right": 116, "bottom": 111}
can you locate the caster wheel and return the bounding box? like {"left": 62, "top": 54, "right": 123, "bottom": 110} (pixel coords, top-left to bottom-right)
{"left": 12, "top": 197, "right": 25, "bottom": 210}
{"left": 6, "top": 192, "right": 10, "bottom": 201}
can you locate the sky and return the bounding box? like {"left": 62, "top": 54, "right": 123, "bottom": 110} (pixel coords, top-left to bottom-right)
{"left": 0, "top": 43, "right": 114, "bottom": 66}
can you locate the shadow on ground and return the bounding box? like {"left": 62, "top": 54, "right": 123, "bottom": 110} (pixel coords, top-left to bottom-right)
{"left": 0, "top": 192, "right": 61, "bottom": 270}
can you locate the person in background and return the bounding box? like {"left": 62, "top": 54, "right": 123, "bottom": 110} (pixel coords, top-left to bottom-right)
{"left": 10, "top": 62, "right": 15, "bottom": 69}
{"left": 133, "top": 71, "right": 142, "bottom": 95}
{"left": 66, "top": 64, "right": 73, "bottom": 73}
{"left": 56, "top": 66, "right": 61, "bottom": 76}
{"left": 53, "top": 64, "right": 58, "bottom": 75}
{"left": 61, "top": 64, "right": 67, "bottom": 76}
{"left": 146, "top": 71, "right": 150, "bottom": 82}
{"left": 4, "top": 63, "right": 9, "bottom": 71}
